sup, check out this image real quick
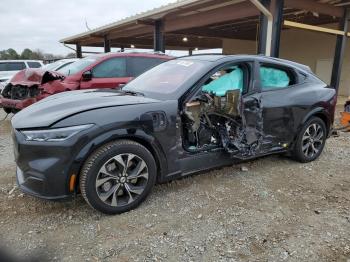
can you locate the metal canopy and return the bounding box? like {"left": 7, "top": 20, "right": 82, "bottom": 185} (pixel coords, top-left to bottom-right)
{"left": 60, "top": 0, "right": 349, "bottom": 51}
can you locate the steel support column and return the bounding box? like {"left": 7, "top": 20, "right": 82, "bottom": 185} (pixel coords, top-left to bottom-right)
{"left": 258, "top": 0, "right": 271, "bottom": 54}
{"left": 331, "top": 8, "right": 350, "bottom": 93}
{"left": 154, "top": 19, "right": 165, "bottom": 52}
{"left": 104, "top": 36, "right": 111, "bottom": 53}
{"left": 270, "top": 0, "right": 284, "bottom": 57}
{"left": 76, "top": 44, "right": 82, "bottom": 58}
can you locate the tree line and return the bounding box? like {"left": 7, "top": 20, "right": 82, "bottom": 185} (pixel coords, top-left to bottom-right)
{"left": 0, "top": 48, "right": 76, "bottom": 60}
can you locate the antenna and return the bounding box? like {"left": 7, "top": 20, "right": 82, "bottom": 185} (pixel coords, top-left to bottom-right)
{"left": 85, "top": 20, "right": 91, "bottom": 31}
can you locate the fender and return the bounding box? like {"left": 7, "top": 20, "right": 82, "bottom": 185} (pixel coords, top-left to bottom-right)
{"left": 301, "top": 106, "right": 330, "bottom": 127}
{"left": 68, "top": 127, "right": 168, "bottom": 191}
{"left": 291, "top": 106, "right": 330, "bottom": 148}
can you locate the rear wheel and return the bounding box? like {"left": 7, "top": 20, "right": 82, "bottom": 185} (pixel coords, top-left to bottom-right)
{"left": 292, "top": 117, "right": 327, "bottom": 163}
{"left": 80, "top": 140, "right": 157, "bottom": 214}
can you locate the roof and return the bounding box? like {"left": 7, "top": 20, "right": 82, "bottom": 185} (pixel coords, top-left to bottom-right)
{"left": 178, "top": 54, "right": 312, "bottom": 72}
{"left": 60, "top": 0, "right": 202, "bottom": 44}
{"left": 60, "top": 0, "right": 348, "bottom": 50}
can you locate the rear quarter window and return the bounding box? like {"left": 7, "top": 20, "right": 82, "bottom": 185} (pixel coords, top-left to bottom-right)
{"left": 128, "top": 57, "right": 167, "bottom": 77}
{"left": 27, "top": 62, "right": 42, "bottom": 68}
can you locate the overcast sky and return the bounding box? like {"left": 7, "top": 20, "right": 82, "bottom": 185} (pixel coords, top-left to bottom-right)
{"left": 0, "top": 0, "right": 177, "bottom": 55}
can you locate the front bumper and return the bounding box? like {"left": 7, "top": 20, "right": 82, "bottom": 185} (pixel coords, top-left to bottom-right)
{"left": 0, "top": 97, "right": 37, "bottom": 110}
{"left": 12, "top": 129, "right": 81, "bottom": 200}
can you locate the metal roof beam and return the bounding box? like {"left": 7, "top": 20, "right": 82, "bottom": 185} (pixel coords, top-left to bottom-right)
{"left": 284, "top": 0, "right": 344, "bottom": 17}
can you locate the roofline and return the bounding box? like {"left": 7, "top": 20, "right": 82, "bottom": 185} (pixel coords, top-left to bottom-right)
{"left": 60, "top": 0, "right": 203, "bottom": 43}
{"left": 176, "top": 54, "right": 312, "bottom": 72}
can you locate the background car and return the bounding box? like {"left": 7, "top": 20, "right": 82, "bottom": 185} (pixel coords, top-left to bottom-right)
{"left": 0, "top": 52, "right": 172, "bottom": 113}
{"left": 11, "top": 55, "right": 336, "bottom": 214}
{"left": 42, "top": 58, "right": 79, "bottom": 71}
{"left": 0, "top": 60, "right": 44, "bottom": 87}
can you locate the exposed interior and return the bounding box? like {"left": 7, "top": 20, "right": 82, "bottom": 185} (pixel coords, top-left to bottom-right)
{"left": 181, "top": 62, "right": 293, "bottom": 157}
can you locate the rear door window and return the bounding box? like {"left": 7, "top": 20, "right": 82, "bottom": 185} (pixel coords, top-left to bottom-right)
{"left": 92, "top": 58, "right": 127, "bottom": 78}
{"left": 128, "top": 57, "right": 167, "bottom": 77}
{"left": 0, "top": 62, "right": 26, "bottom": 71}
{"left": 27, "top": 62, "right": 42, "bottom": 68}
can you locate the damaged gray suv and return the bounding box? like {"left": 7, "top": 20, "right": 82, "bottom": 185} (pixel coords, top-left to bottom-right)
{"left": 11, "top": 55, "right": 336, "bottom": 214}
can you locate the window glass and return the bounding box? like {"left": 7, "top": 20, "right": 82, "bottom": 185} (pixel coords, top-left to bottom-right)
{"left": 202, "top": 66, "right": 244, "bottom": 96}
{"left": 27, "top": 62, "right": 42, "bottom": 68}
{"left": 93, "top": 58, "right": 127, "bottom": 78}
{"left": 124, "top": 59, "right": 206, "bottom": 96}
{"left": 260, "top": 66, "right": 291, "bottom": 90}
{"left": 0, "top": 62, "right": 26, "bottom": 71}
{"left": 128, "top": 57, "right": 166, "bottom": 77}
{"left": 58, "top": 57, "right": 97, "bottom": 76}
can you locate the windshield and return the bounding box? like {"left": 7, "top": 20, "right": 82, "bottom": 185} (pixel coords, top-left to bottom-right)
{"left": 123, "top": 59, "right": 206, "bottom": 99}
{"left": 58, "top": 57, "right": 97, "bottom": 76}
{"left": 43, "top": 60, "right": 66, "bottom": 71}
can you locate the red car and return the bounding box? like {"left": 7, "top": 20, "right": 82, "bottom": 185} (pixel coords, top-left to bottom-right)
{"left": 0, "top": 52, "right": 172, "bottom": 113}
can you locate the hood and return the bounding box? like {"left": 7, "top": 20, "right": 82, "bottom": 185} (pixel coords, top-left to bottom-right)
{"left": 10, "top": 68, "right": 65, "bottom": 86}
{"left": 12, "top": 89, "right": 161, "bottom": 129}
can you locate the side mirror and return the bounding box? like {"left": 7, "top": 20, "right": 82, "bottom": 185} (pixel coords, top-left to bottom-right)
{"left": 82, "top": 70, "right": 92, "bottom": 81}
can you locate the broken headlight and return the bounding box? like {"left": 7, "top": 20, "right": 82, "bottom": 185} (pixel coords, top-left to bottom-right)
{"left": 21, "top": 124, "right": 94, "bottom": 142}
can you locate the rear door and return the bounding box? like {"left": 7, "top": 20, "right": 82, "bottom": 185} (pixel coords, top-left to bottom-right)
{"left": 80, "top": 57, "right": 131, "bottom": 89}
{"left": 256, "top": 62, "right": 302, "bottom": 147}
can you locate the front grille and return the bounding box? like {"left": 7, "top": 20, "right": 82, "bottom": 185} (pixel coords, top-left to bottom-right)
{"left": 2, "top": 84, "right": 40, "bottom": 100}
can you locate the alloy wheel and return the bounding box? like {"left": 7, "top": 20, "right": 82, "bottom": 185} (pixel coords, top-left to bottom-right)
{"left": 301, "top": 123, "right": 324, "bottom": 159}
{"left": 95, "top": 153, "right": 149, "bottom": 207}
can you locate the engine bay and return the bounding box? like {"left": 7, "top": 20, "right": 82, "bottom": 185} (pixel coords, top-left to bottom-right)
{"left": 182, "top": 89, "right": 267, "bottom": 158}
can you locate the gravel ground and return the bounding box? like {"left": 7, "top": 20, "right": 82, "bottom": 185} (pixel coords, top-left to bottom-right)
{"left": 0, "top": 105, "right": 349, "bottom": 262}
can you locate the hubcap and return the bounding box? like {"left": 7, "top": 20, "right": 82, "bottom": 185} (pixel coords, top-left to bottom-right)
{"left": 302, "top": 123, "right": 324, "bottom": 159}
{"left": 95, "top": 153, "right": 149, "bottom": 207}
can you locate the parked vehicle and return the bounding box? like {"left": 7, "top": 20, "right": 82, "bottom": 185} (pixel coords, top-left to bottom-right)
{"left": 11, "top": 55, "right": 336, "bottom": 214}
{"left": 0, "top": 60, "right": 44, "bottom": 90}
{"left": 1, "top": 53, "right": 172, "bottom": 113}
{"left": 42, "top": 58, "right": 79, "bottom": 71}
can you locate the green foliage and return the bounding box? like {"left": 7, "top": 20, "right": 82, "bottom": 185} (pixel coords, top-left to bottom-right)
{"left": 0, "top": 48, "right": 71, "bottom": 60}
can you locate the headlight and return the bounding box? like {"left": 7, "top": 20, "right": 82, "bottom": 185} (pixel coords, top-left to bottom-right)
{"left": 21, "top": 124, "right": 94, "bottom": 142}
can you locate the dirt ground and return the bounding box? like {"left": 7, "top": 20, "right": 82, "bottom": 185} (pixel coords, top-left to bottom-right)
{"left": 0, "top": 103, "right": 349, "bottom": 262}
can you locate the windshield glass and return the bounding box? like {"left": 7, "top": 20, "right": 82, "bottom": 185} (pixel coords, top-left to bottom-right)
{"left": 123, "top": 59, "right": 206, "bottom": 99}
{"left": 43, "top": 60, "right": 66, "bottom": 71}
{"left": 58, "top": 57, "right": 97, "bottom": 76}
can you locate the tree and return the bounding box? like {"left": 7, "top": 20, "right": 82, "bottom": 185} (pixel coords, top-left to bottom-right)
{"left": 6, "top": 48, "right": 19, "bottom": 59}
{"left": 0, "top": 48, "right": 20, "bottom": 59}
{"left": 20, "top": 48, "right": 33, "bottom": 59}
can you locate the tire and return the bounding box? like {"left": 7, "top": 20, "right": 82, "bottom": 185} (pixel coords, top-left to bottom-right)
{"left": 292, "top": 117, "right": 327, "bottom": 163}
{"left": 80, "top": 139, "right": 157, "bottom": 214}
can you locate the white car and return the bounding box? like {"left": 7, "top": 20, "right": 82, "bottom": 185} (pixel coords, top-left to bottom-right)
{"left": 42, "top": 58, "right": 79, "bottom": 71}
{"left": 0, "top": 60, "right": 44, "bottom": 90}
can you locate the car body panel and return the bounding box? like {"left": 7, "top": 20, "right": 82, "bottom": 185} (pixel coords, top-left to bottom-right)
{"left": 11, "top": 55, "right": 336, "bottom": 200}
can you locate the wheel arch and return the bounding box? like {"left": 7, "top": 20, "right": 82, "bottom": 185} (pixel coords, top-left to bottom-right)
{"left": 301, "top": 107, "right": 331, "bottom": 135}
{"left": 69, "top": 129, "right": 168, "bottom": 193}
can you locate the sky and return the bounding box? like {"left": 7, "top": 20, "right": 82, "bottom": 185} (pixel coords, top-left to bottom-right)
{"left": 0, "top": 0, "right": 180, "bottom": 56}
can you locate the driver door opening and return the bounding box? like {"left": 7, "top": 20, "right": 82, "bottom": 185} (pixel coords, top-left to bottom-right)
{"left": 180, "top": 62, "right": 267, "bottom": 158}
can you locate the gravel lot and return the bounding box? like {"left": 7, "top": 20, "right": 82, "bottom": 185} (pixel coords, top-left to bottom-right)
{"left": 0, "top": 104, "right": 349, "bottom": 262}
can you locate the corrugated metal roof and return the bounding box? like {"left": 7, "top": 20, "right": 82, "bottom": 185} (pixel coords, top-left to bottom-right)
{"left": 60, "top": 0, "right": 204, "bottom": 43}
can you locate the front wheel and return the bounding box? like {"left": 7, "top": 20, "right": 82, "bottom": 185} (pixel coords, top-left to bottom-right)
{"left": 292, "top": 117, "right": 327, "bottom": 163}
{"left": 80, "top": 140, "right": 157, "bottom": 214}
